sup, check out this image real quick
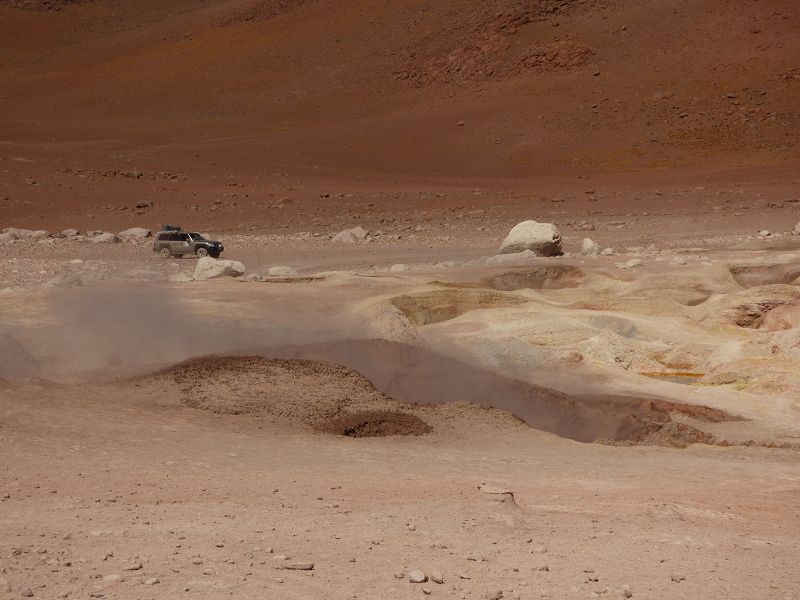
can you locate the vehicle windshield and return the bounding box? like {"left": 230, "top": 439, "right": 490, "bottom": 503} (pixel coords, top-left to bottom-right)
{"left": 188, "top": 233, "right": 205, "bottom": 241}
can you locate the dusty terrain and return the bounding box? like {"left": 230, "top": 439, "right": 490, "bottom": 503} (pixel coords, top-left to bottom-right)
{"left": 3, "top": 1, "right": 800, "bottom": 599}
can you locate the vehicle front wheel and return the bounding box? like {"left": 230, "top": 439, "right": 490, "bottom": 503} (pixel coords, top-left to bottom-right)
{"left": 195, "top": 247, "right": 209, "bottom": 258}
{"left": 159, "top": 247, "right": 171, "bottom": 259}
{"left": 208, "top": 251, "right": 220, "bottom": 259}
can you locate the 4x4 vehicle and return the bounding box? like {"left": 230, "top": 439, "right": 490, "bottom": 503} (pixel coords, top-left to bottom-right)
{"left": 153, "top": 225, "right": 224, "bottom": 258}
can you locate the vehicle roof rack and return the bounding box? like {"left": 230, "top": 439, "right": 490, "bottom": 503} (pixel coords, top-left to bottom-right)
{"left": 161, "top": 224, "right": 183, "bottom": 232}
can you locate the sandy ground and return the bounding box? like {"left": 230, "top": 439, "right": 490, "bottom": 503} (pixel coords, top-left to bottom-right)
{"left": 2, "top": 232, "right": 800, "bottom": 600}
{"left": 3, "top": 1, "right": 800, "bottom": 598}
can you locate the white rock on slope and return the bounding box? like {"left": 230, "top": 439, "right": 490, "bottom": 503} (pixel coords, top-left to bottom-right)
{"left": 118, "top": 227, "right": 152, "bottom": 240}
{"left": 499, "top": 220, "right": 562, "bottom": 256}
{"left": 193, "top": 257, "right": 245, "bottom": 280}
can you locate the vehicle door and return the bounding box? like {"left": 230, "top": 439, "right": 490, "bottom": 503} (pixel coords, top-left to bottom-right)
{"left": 173, "top": 233, "right": 193, "bottom": 255}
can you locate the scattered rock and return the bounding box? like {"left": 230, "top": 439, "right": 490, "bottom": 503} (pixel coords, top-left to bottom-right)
{"left": 581, "top": 238, "right": 600, "bottom": 255}
{"left": 20, "top": 589, "right": 33, "bottom": 598}
{"left": 408, "top": 570, "right": 427, "bottom": 583}
{"left": 333, "top": 226, "right": 369, "bottom": 243}
{"left": 118, "top": 227, "right": 151, "bottom": 240}
{"left": 45, "top": 273, "right": 84, "bottom": 288}
{"left": 193, "top": 257, "right": 245, "bottom": 280}
{"left": 625, "top": 259, "right": 642, "bottom": 268}
{"left": 2, "top": 227, "right": 30, "bottom": 237}
{"left": 27, "top": 230, "right": 51, "bottom": 240}
{"left": 61, "top": 228, "right": 80, "bottom": 237}
{"left": 389, "top": 263, "right": 408, "bottom": 272}
{"left": 142, "top": 577, "right": 160, "bottom": 585}
{"left": 122, "top": 562, "right": 143, "bottom": 571}
{"left": 485, "top": 249, "right": 541, "bottom": 267}
{"left": 268, "top": 266, "right": 298, "bottom": 277}
{"left": 792, "top": 221, "right": 800, "bottom": 236}
{"left": 600, "top": 247, "right": 615, "bottom": 256}
{"left": 349, "top": 226, "right": 369, "bottom": 240}
{"left": 90, "top": 232, "right": 120, "bottom": 244}
{"left": 430, "top": 571, "right": 444, "bottom": 584}
{"left": 499, "top": 220, "right": 563, "bottom": 256}
{"left": 0, "top": 578, "right": 10, "bottom": 593}
{"left": 758, "top": 230, "right": 771, "bottom": 237}
{"left": 486, "top": 591, "right": 503, "bottom": 600}
{"left": 332, "top": 229, "right": 358, "bottom": 244}
{"left": 0, "top": 233, "right": 16, "bottom": 244}
{"left": 168, "top": 274, "right": 194, "bottom": 283}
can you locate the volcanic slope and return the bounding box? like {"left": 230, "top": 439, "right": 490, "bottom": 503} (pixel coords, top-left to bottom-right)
{"left": 1, "top": 0, "right": 799, "bottom": 181}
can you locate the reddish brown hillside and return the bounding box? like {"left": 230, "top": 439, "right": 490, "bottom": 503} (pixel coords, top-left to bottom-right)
{"left": 0, "top": 0, "right": 798, "bottom": 228}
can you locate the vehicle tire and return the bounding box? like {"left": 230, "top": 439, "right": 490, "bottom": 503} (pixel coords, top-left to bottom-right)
{"left": 209, "top": 251, "right": 220, "bottom": 259}
{"left": 159, "top": 247, "right": 171, "bottom": 259}
{"left": 195, "top": 247, "right": 209, "bottom": 258}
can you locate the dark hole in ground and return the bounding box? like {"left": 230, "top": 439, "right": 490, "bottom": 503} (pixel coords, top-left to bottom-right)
{"left": 321, "top": 410, "right": 432, "bottom": 438}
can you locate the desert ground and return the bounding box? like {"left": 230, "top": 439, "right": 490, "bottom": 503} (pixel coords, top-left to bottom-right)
{"left": 2, "top": 1, "right": 800, "bottom": 599}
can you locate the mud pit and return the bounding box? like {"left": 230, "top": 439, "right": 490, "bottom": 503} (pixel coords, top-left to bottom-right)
{"left": 131, "top": 341, "right": 740, "bottom": 447}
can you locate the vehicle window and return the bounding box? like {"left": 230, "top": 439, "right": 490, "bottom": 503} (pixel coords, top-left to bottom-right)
{"left": 178, "top": 234, "right": 190, "bottom": 241}
{"left": 189, "top": 233, "right": 205, "bottom": 241}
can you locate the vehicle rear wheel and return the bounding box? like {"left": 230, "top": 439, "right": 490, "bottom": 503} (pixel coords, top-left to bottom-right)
{"left": 196, "top": 247, "right": 209, "bottom": 258}
{"left": 159, "top": 247, "right": 171, "bottom": 259}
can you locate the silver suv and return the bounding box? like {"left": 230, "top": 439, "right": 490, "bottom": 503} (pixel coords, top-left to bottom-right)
{"left": 153, "top": 226, "right": 223, "bottom": 259}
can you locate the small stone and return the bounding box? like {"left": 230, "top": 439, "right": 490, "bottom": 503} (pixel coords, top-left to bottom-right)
{"left": 487, "top": 591, "right": 504, "bottom": 600}
{"left": 284, "top": 563, "right": 314, "bottom": 571}
{"left": 393, "top": 571, "right": 405, "bottom": 579}
{"left": 408, "top": 570, "right": 427, "bottom": 583}
{"left": 670, "top": 575, "right": 685, "bottom": 583}
{"left": 122, "top": 562, "right": 142, "bottom": 571}
{"left": 532, "top": 546, "right": 547, "bottom": 554}
{"left": 758, "top": 230, "right": 771, "bottom": 237}
{"left": 430, "top": 572, "right": 444, "bottom": 584}
{"left": 0, "top": 578, "right": 10, "bottom": 593}
{"left": 102, "top": 574, "right": 120, "bottom": 582}
{"left": 143, "top": 577, "right": 159, "bottom": 585}
{"left": 268, "top": 266, "right": 298, "bottom": 277}
{"left": 600, "top": 247, "right": 615, "bottom": 256}
{"left": 422, "top": 588, "right": 432, "bottom": 595}
{"left": 624, "top": 258, "right": 642, "bottom": 268}
{"left": 191, "top": 558, "right": 203, "bottom": 565}
{"left": 389, "top": 263, "right": 408, "bottom": 272}
{"left": 581, "top": 238, "right": 600, "bottom": 256}
{"left": 20, "top": 590, "right": 34, "bottom": 598}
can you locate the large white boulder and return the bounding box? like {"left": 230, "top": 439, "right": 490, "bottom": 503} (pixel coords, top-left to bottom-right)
{"left": 90, "top": 232, "right": 120, "bottom": 243}
{"left": 499, "top": 220, "right": 562, "bottom": 256}
{"left": 61, "top": 228, "right": 80, "bottom": 237}
{"left": 193, "top": 257, "right": 245, "bottom": 280}
{"left": 793, "top": 221, "right": 800, "bottom": 236}
{"left": 118, "top": 227, "right": 151, "bottom": 240}
{"left": 0, "top": 233, "right": 17, "bottom": 244}
{"left": 28, "top": 230, "right": 51, "bottom": 240}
